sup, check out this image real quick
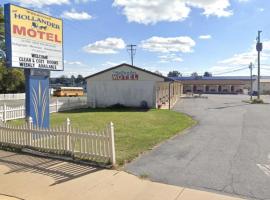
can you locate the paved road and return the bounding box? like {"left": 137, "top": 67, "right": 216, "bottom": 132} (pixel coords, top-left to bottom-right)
{"left": 126, "top": 95, "right": 270, "bottom": 200}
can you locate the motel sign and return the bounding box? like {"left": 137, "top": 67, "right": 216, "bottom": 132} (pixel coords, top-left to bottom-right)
{"left": 4, "top": 4, "right": 64, "bottom": 128}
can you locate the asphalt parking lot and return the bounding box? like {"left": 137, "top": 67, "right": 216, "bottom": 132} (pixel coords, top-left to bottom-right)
{"left": 126, "top": 95, "right": 270, "bottom": 200}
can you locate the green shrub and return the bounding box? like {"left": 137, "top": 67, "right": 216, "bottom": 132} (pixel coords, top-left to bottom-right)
{"left": 251, "top": 99, "right": 264, "bottom": 104}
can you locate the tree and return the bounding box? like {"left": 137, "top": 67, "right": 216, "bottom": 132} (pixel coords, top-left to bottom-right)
{"left": 204, "top": 71, "right": 212, "bottom": 77}
{"left": 50, "top": 74, "right": 86, "bottom": 87}
{"left": 167, "top": 70, "right": 182, "bottom": 77}
{"left": 154, "top": 70, "right": 163, "bottom": 76}
{"left": 0, "top": 6, "right": 25, "bottom": 93}
{"left": 59, "top": 75, "right": 68, "bottom": 84}
{"left": 71, "top": 75, "right": 76, "bottom": 86}
{"left": 191, "top": 72, "right": 199, "bottom": 77}
{"left": 0, "top": 63, "right": 25, "bottom": 93}
{"left": 75, "top": 74, "right": 84, "bottom": 84}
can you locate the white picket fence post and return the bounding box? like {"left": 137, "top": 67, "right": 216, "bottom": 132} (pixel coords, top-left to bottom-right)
{"left": 109, "top": 122, "right": 116, "bottom": 166}
{"left": 66, "top": 118, "right": 71, "bottom": 151}
{"left": 56, "top": 99, "right": 59, "bottom": 112}
{"left": 27, "top": 116, "right": 33, "bottom": 146}
{"left": 3, "top": 103, "right": 6, "bottom": 122}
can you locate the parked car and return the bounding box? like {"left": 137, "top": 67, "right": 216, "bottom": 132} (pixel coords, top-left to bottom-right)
{"left": 248, "top": 91, "right": 258, "bottom": 96}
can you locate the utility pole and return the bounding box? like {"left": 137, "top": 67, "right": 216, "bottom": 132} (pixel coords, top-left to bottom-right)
{"left": 127, "top": 44, "right": 136, "bottom": 66}
{"left": 249, "top": 62, "right": 253, "bottom": 100}
{"left": 256, "top": 31, "right": 263, "bottom": 99}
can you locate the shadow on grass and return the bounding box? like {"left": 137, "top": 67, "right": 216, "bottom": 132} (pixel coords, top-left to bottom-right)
{"left": 59, "top": 107, "right": 151, "bottom": 114}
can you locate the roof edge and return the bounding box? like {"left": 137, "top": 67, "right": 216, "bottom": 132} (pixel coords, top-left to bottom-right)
{"left": 84, "top": 63, "right": 173, "bottom": 81}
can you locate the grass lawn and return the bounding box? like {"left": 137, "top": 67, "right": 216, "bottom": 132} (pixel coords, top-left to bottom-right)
{"left": 10, "top": 108, "right": 196, "bottom": 165}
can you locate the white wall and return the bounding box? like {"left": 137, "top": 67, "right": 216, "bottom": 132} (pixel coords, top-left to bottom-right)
{"left": 88, "top": 80, "right": 156, "bottom": 108}
{"left": 252, "top": 78, "right": 270, "bottom": 94}
{"left": 261, "top": 82, "right": 270, "bottom": 94}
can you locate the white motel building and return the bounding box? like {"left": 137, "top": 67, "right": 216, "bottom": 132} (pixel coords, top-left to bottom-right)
{"left": 85, "top": 63, "right": 183, "bottom": 109}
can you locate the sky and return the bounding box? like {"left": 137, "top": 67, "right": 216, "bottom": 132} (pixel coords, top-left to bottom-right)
{"left": 1, "top": 0, "right": 270, "bottom": 77}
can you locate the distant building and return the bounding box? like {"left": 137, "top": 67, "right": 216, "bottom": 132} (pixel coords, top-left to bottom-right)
{"left": 173, "top": 76, "right": 270, "bottom": 95}
{"left": 172, "top": 76, "right": 255, "bottom": 94}
{"left": 253, "top": 76, "right": 270, "bottom": 95}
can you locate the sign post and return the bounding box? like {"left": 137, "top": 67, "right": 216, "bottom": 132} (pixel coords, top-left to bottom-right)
{"left": 25, "top": 69, "right": 50, "bottom": 128}
{"left": 4, "top": 4, "right": 64, "bottom": 128}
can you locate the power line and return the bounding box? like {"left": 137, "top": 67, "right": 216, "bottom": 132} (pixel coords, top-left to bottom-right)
{"left": 212, "top": 66, "right": 248, "bottom": 75}
{"left": 127, "top": 44, "right": 136, "bottom": 66}
{"left": 210, "top": 64, "right": 250, "bottom": 75}
{"left": 181, "top": 64, "right": 261, "bottom": 77}
{"left": 179, "top": 65, "right": 249, "bottom": 76}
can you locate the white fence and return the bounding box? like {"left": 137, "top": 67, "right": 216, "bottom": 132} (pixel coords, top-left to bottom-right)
{"left": 0, "top": 99, "right": 88, "bottom": 122}
{"left": 0, "top": 104, "right": 25, "bottom": 122}
{"left": 0, "top": 93, "right": 25, "bottom": 101}
{"left": 50, "top": 99, "right": 88, "bottom": 113}
{"left": 0, "top": 118, "right": 116, "bottom": 166}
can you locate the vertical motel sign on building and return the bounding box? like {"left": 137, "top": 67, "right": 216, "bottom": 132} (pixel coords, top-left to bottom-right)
{"left": 4, "top": 4, "right": 64, "bottom": 128}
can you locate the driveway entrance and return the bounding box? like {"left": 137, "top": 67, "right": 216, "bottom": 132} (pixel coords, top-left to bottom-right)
{"left": 126, "top": 95, "right": 270, "bottom": 200}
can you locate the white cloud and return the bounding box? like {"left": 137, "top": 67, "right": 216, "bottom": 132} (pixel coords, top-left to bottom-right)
{"left": 258, "top": 8, "right": 265, "bottom": 12}
{"left": 113, "top": 0, "right": 233, "bottom": 25}
{"left": 64, "top": 60, "right": 84, "bottom": 65}
{"left": 53, "top": 60, "right": 93, "bottom": 77}
{"left": 219, "top": 40, "right": 270, "bottom": 66}
{"left": 74, "top": 0, "right": 95, "bottom": 3}
{"left": 83, "top": 38, "right": 126, "bottom": 54}
{"left": 12, "top": 0, "right": 69, "bottom": 8}
{"left": 159, "top": 54, "right": 183, "bottom": 63}
{"left": 141, "top": 36, "right": 195, "bottom": 53}
{"left": 61, "top": 9, "right": 92, "bottom": 20}
{"left": 199, "top": 35, "right": 212, "bottom": 40}
{"left": 209, "top": 40, "right": 270, "bottom": 75}
{"left": 113, "top": 0, "right": 190, "bottom": 25}
{"left": 102, "top": 61, "right": 127, "bottom": 67}
{"left": 186, "top": 0, "right": 233, "bottom": 17}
